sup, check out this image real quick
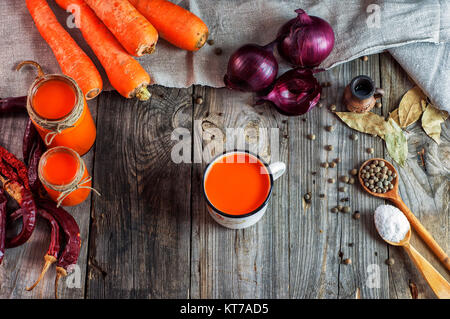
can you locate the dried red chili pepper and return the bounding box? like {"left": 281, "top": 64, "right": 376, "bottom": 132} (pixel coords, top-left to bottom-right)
{"left": 1, "top": 178, "right": 37, "bottom": 248}
{"left": 28, "top": 145, "right": 46, "bottom": 196}
{"left": 0, "top": 148, "right": 37, "bottom": 248}
{"left": 27, "top": 209, "right": 60, "bottom": 291}
{"left": 0, "top": 145, "right": 30, "bottom": 190}
{"left": 10, "top": 208, "right": 61, "bottom": 291}
{"left": 23, "top": 122, "right": 46, "bottom": 195}
{"left": 23, "top": 119, "right": 39, "bottom": 165}
{"left": 7, "top": 207, "right": 24, "bottom": 221}
{"left": 0, "top": 159, "right": 19, "bottom": 182}
{"left": 38, "top": 199, "right": 81, "bottom": 298}
{"left": 36, "top": 209, "right": 61, "bottom": 262}
{"left": 0, "top": 189, "right": 7, "bottom": 264}
{"left": 0, "top": 96, "right": 27, "bottom": 113}
{"left": 28, "top": 146, "right": 45, "bottom": 194}
{"left": 0, "top": 145, "right": 36, "bottom": 247}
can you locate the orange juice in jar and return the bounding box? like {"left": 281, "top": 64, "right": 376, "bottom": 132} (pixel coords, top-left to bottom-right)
{"left": 38, "top": 146, "right": 98, "bottom": 207}
{"left": 20, "top": 61, "right": 96, "bottom": 156}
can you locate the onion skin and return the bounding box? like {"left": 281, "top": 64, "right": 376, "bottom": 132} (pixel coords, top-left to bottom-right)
{"left": 277, "top": 9, "right": 335, "bottom": 68}
{"left": 224, "top": 43, "right": 278, "bottom": 92}
{"left": 258, "top": 68, "right": 321, "bottom": 116}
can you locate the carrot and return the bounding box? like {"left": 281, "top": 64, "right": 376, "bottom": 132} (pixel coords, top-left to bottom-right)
{"left": 55, "top": 0, "right": 151, "bottom": 100}
{"left": 25, "top": 0, "right": 102, "bottom": 100}
{"left": 129, "top": 0, "right": 209, "bottom": 51}
{"left": 84, "top": 0, "right": 158, "bottom": 57}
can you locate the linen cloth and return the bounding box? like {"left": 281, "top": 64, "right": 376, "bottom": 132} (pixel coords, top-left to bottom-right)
{"left": 0, "top": 0, "right": 448, "bottom": 111}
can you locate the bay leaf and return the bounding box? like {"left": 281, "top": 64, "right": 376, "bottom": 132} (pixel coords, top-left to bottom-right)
{"left": 388, "top": 108, "right": 400, "bottom": 126}
{"left": 399, "top": 102, "right": 423, "bottom": 128}
{"left": 398, "top": 86, "right": 427, "bottom": 128}
{"left": 420, "top": 99, "right": 427, "bottom": 111}
{"left": 335, "top": 112, "right": 389, "bottom": 139}
{"left": 385, "top": 118, "right": 408, "bottom": 167}
{"left": 421, "top": 104, "right": 449, "bottom": 144}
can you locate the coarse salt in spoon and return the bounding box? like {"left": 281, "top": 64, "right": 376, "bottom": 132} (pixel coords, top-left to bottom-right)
{"left": 359, "top": 158, "right": 450, "bottom": 272}
{"left": 374, "top": 204, "right": 450, "bottom": 299}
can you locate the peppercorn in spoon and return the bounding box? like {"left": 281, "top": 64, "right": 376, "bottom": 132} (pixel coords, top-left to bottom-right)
{"left": 374, "top": 204, "right": 450, "bottom": 298}
{"left": 359, "top": 158, "right": 450, "bottom": 272}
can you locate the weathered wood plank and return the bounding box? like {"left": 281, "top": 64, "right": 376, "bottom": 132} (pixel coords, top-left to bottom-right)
{"left": 380, "top": 53, "right": 449, "bottom": 299}
{"left": 190, "top": 86, "right": 290, "bottom": 298}
{"left": 0, "top": 100, "right": 97, "bottom": 299}
{"left": 287, "top": 56, "right": 388, "bottom": 299}
{"left": 86, "top": 87, "right": 192, "bottom": 298}
{"left": 286, "top": 75, "right": 340, "bottom": 298}
{"left": 333, "top": 55, "right": 389, "bottom": 299}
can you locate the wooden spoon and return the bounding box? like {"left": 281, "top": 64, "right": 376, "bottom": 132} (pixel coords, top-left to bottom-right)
{"left": 375, "top": 226, "right": 450, "bottom": 298}
{"left": 359, "top": 158, "right": 450, "bottom": 272}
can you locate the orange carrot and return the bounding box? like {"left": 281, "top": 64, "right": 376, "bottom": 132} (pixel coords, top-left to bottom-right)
{"left": 25, "top": 0, "right": 102, "bottom": 100}
{"left": 129, "top": 0, "right": 209, "bottom": 51}
{"left": 55, "top": 0, "right": 151, "bottom": 100}
{"left": 84, "top": 0, "right": 158, "bottom": 57}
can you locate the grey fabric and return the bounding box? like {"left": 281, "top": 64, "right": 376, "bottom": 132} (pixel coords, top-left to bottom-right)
{"left": 390, "top": 43, "right": 449, "bottom": 111}
{"left": 0, "top": 0, "right": 448, "bottom": 111}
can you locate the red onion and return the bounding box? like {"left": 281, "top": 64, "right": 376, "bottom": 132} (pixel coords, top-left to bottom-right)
{"left": 257, "top": 68, "right": 321, "bottom": 116}
{"left": 224, "top": 42, "right": 278, "bottom": 92}
{"left": 277, "top": 9, "right": 335, "bottom": 68}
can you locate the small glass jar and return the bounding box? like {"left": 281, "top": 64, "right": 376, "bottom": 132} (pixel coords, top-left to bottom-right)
{"left": 38, "top": 146, "right": 94, "bottom": 207}
{"left": 22, "top": 61, "right": 96, "bottom": 156}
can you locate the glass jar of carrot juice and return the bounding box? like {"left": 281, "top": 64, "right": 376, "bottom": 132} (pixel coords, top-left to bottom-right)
{"left": 20, "top": 61, "right": 96, "bottom": 156}
{"left": 38, "top": 146, "right": 99, "bottom": 207}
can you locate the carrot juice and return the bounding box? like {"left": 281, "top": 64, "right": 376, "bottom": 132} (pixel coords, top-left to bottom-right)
{"left": 39, "top": 146, "right": 93, "bottom": 207}
{"left": 41, "top": 151, "right": 79, "bottom": 185}
{"left": 204, "top": 153, "right": 271, "bottom": 215}
{"left": 32, "top": 79, "right": 76, "bottom": 120}
{"left": 27, "top": 73, "right": 96, "bottom": 156}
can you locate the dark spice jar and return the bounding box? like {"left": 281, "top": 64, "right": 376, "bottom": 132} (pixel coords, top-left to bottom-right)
{"left": 343, "top": 75, "right": 384, "bottom": 112}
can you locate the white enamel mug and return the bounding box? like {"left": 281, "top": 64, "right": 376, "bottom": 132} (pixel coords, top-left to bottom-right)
{"left": 202, "top": 150, "right": 286, "bottom": 229}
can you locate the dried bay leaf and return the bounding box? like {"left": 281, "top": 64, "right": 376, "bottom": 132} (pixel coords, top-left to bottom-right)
{"left": 399, "top": 102, "right": 423, "bottom": 128}
{"left": 335, "top": 112, "right": 389, "bottom": 139}
{"left": 385, "top": 118, "right": 408, "bottom": 167}
{"left": 398, "top": 86, "right": 427, "bottom": 128}
{"left": 421, "top": 104, "right": 449, "bottom": 144}
{"left": 335, "top": 111, "right": 410, "bottom": 166}
{"left": 420, "top": 99, "right": 427, "bottom": 111}
{"left": 388, "top": 108, "right": 400, "bottom": 126}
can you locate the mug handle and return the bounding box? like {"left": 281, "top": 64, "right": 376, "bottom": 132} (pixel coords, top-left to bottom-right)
{"left": 268, "top": 162, "right": 286, "bottom": 181}
{"left": 374, "top": 88, "right": 384, "bottom": 99}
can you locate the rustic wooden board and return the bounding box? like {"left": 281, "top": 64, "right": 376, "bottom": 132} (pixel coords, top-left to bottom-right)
{"left": 0, "top": 99, "right": 97, "bottom": 299}
{"left": 380, "top": 53, "right": 449, "bottom": 299}
{"left": 1, "top": 53, "right": 448, "bottom": 299}
{"left": 286, "top": 55, "right": 389, "bottom": 299}
{"left": 190, "top": 86, "right": 290, "bottom": 298}
{"left": 86, "top": 87, "right": 193, "bottom": 298}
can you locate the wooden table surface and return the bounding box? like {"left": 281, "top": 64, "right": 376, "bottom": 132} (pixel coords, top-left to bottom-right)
{"left": 0, "top": 53, "right": 448, "bottom": 299}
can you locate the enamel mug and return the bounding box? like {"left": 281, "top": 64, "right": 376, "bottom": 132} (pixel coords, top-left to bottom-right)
{"left": 202, "top": 150, "right": 286, "bottom": 229}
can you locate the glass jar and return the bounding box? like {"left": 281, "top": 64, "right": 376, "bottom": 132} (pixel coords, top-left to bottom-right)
{"left": 21, "top": 61, "right": 96, "bottom": 156}
{"left": 38, "top": 146, "right": 97, "bottom": 207}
